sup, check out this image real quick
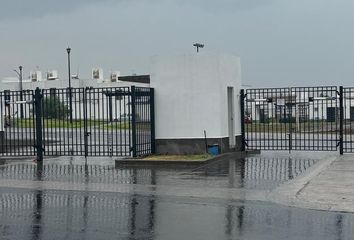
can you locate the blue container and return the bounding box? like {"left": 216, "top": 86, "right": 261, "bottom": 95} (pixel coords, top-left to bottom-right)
{"left": 208, "top": 145, "right": 220, "bottom": 156}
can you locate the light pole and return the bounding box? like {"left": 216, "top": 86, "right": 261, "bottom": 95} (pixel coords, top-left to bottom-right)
{"left": 67, "top": 47, "right": 73, "bottom": 123}
{"left": 14, "top": 66, "right": 24, "bottom": 118}
{"left": 193, "top": 43, "right": 204, "bottom": 53}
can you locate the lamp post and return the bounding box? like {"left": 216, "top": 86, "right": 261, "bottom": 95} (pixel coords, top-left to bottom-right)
{"left": 193, "top": 43, "right": 204, "bottom": 53}
{"left": 67, "top": 47, "right": 73, "bottom": 123}
{"left": 14, "top": 66, "right": 24, "bottom": 118}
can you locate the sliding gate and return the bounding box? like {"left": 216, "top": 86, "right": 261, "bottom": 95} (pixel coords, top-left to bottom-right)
{"left": 0, "top": 86, "right": 155, "bottom": 158}
{"left": 243, "top": 86, "right": 340, "bottom": 152}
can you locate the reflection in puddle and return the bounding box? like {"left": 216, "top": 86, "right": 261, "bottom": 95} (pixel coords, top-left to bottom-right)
{"left": 0, "top": 190, "right": 156, "bottom": 240}
{"left": 190, "top": 157, "right": 318, "bottom": 189}
{"left": 31, "top": 190, "right": 43, "bottom": 240}
{"left": 0, "top": 155, "right": 318, "bottom": 190}
{"left": 0, "top": 189, "right": 353, "bottom": 240}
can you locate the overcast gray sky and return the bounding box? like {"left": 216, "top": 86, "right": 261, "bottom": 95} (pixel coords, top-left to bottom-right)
{"left": 1, "top": 0, "right": 354, "bottom": 87}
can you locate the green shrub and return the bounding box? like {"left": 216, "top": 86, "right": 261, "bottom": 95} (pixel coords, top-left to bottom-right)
{"left": 42, "top": 97, "right": 70, "bottom": 119}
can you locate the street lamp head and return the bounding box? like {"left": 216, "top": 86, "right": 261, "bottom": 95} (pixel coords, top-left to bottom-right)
{"left": 193, "top": 43, "right": 204, "bottom": 53}
{"left": 193, "top": 43, "right": 204, "bottom": 48}
{"left": 66, "top": 47, "right": 71, "bottom": 54}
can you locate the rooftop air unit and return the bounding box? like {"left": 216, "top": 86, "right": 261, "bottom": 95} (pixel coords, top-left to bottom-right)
{"left": 30, "top": 71, "right": 42, "bottom": 82}
{"left": 92, "top": 68, "right": 103, "bottom": 81}
{"left": 46, "top": 70, "right": 58, "bottom": 80}
{"left": 110, "top": 71, "right": 120, "bottom": 82}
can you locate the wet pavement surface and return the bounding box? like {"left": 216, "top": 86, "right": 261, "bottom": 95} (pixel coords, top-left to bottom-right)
{"left": 0, "top": 152, "right": 318, "bottom": 190}
{"left": 1, "top": 152, "right": 353, "bottom": 240}
{"left": 1, "top": 188, "right": 354, "bottom": 240}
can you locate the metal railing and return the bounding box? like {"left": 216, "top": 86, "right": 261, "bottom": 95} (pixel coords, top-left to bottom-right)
{"left": 241, "top": 86, "right": 354, "bottom": 154}
{"left": 0, "top": 86, "right": 155, "bottom": 159}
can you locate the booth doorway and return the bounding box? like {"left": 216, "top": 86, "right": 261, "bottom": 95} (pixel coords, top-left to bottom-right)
{"left": 227, "top": 87, "right": 235, "bottom": 148}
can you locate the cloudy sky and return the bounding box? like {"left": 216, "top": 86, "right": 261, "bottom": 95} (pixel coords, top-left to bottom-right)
{"left": 1, "top": 0, "right": 354, "bottom": 87}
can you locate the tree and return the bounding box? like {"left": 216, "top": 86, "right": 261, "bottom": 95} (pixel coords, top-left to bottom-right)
{"left": 42, "top": 96, "right": 70, "bottom": 119}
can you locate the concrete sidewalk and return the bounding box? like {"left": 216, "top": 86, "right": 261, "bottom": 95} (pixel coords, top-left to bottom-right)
{"left": 270, "top": 154, "right": 354, "bottom": 212}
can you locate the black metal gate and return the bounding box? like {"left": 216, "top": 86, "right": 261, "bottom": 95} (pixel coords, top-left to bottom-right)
{"left": 242, "top": 86, "right": 340, "bottom": 152}
{"left": 0, "top": 86, "right": 155, "bottom": 158}
{"left": 342, "top": 87, "right": 354, "bottom": 153}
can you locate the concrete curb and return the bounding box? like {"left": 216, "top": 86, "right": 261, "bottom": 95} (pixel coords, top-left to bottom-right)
{"left": 267, "top": 154, "right": 340, "bottom": 211}
{"left": 115, "top": 151, "right": 256, "bottom": 166}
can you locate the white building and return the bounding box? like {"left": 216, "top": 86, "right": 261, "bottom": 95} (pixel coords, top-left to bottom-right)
{"left": 149, "top": 52, "right": 242, "bottom": 154}
{"left": 0, "top": 52, "right": 243, "bottom": 155}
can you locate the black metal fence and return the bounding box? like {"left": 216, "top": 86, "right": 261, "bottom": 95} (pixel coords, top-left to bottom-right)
{"left": 0, "top": 86, "right": 155, "bottom": 158}
{"left": 0, "top": 89, "right": 36, "bottom": 156}
{"left": 241, "top": 86, "right": 354, "bottom": 154}
{"left": 342, "top": 87, "right": 354, "bottom": 153}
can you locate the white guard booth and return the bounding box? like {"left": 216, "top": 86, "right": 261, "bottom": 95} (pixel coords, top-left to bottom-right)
{"left": 150, "top": 52, "right": 242, "bottom": 154}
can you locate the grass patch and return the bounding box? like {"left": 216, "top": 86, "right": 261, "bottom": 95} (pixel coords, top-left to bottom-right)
{"left": 102, "top": 122, "right": 151, "bottom": 130}
{"left": 13, "top": 118, "right": 100, "bottom": 129}
{"left": 246, "top": 122, "right": 338, "bottom": 133}
{"left": 13, "top": 118, "right": 151, "bottom": 130}
{"left": 142, "top": 154, "right": 212, "bottom": 161}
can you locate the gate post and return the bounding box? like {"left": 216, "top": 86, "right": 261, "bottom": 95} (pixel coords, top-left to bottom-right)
{"left": 288, "top": 87, "right": 293, "bottom": 154}
{"left": 339, "top": 86, "right": 344, "bottom": 155}
{"left": 131, "top": 86, "right": 137, "bottom": 157}
{"left": 240, "top": 89, "right": 246, "bottom": 151}
{"left": 34, "top": 87, "right": 44, "bottom": 163}
{"left": 83, "top": 88, "right": 89, "bottom": 158}
{"left": 150, "top": 88, "right": 156, "bottom": 154}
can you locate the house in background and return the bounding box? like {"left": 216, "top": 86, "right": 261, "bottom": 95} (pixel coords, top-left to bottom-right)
{"left": 246, "top": 89, "right": 339, "bottom": 124}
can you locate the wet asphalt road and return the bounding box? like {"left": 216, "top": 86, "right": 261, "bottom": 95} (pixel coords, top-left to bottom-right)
{"left": 1, "top": 188, "right": 354, "bottom": 240}
{"left": 0, "top": 152, "right": 353, "bottom": 240}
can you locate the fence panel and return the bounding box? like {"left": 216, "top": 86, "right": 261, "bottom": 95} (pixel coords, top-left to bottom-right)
{"left": 245, "top": 88, "right": 292, "bottom": 150}
{"left": 343, "top": 87, "right": 354, "bottom": 153}
{"left": 134, "top": 87, "right": 155, "bottom": 157}
{"left": 244, "top": 86, "right": 339, "bottom": 152}
{"left": 84, "top": 87, "right": 133, "bottom": 157}
{"left": 291, "top": 86, "right": 339, "bottom": 151}
{"left": 0, "top": 90, "right": 36, "bottom": 156}
{"left": 0, "top": 87, "right": 155, "bottom": 158}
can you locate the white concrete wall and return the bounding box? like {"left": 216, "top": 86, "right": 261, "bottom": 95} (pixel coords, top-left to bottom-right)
{"left": 150, "top": 53, "right": 242, "bottom": 139}
{"left": 0, "top": 78, "right": 149, "bottom": 91}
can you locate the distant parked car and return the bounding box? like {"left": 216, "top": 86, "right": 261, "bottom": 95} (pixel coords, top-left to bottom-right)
{"left": 244, "top": 115, "right": 252, "bottom": 124}
{"left": 116, "top": 113, "right": 141, "bottom": 122}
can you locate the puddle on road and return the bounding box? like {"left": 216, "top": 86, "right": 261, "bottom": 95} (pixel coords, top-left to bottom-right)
{"left": 0, "top": 153, "right": 345, "bottom": 240}
{"left": 182, "top": 156, "right": 318, "bottom": 189}
{"left": 0, "top": 153, "right": 319, "bottom": 190}
{"left": 0, "top": 188, "right": 353, "bottom": 240}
